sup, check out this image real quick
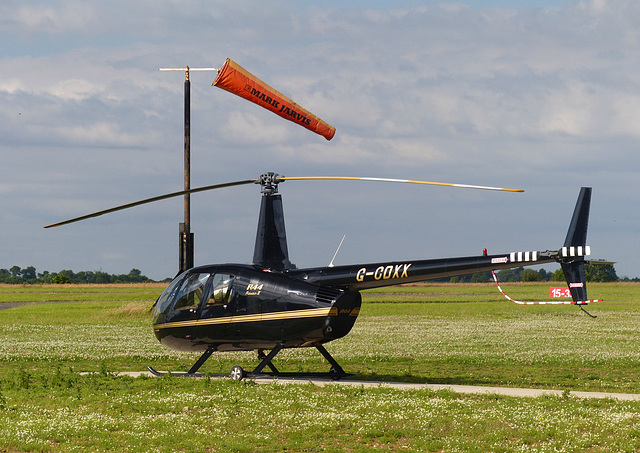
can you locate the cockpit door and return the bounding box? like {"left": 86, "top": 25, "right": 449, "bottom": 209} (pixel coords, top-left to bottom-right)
{"left": 199, "top": 273, "right": 234, "bottom": 318}
{"left": 197, "top": 273, "right": 240, "bottom": 341}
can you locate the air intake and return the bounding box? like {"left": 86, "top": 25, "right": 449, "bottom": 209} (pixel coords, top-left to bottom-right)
{"left": 316, "top": 287, "right": 344, "bottom": 305}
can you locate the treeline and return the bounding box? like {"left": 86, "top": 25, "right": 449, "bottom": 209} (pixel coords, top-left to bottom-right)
{"left": 449, "top": 263, "right": 620, "bottom": 283}
{"left": 0, "top": 266, "right": 158, "bottom": 284}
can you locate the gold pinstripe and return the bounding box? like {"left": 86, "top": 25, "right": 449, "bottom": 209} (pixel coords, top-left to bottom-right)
{"left": 154, "top": 307, "right": 332, "bottom": 330}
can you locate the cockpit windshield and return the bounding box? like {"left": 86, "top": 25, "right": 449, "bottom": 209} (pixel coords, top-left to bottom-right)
{"left": 153, "top": 272, "right": 211, "bottom": 324}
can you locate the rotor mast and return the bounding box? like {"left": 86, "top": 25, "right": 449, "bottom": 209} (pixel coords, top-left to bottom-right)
{"left": 159, "top": 66, "right": 218, "bottom": 273}
{"left": 253, "top": 173, "right": 293, "bottom": 271}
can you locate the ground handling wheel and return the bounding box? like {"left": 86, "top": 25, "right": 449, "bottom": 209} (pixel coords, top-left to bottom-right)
{"left": 230, "top": 365, "right": 246, "bottom": 381}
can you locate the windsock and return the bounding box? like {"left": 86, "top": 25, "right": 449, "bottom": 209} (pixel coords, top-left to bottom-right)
{"left": 212, "top": 58, "right": 335, "bottom": 140}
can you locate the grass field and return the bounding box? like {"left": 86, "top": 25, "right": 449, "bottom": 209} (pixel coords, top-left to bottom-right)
{"left": 0, "top": 282, "right": 639, "bottom": 451}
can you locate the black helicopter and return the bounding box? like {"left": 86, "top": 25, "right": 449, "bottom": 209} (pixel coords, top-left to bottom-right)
{"left": 46, "top": 172, "right": 598, "bottom": 380}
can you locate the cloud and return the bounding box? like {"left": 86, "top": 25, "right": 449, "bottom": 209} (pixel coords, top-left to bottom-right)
{"left": 1, "top": 0, "right": 639, "bottom": 279}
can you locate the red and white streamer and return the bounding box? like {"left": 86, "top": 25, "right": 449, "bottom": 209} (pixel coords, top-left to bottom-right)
{"left": 491, "top": 271, "right": 601, "bottom": 305}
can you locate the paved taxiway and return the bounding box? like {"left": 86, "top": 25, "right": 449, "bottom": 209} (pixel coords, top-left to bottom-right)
{"left": 118, "top": 371, "right": 640, "bottom": 401}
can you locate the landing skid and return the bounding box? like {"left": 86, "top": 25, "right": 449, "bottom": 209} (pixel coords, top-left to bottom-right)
{"left": 146, "top": 366, "right": 214, "bottom": 378}
{"left": 147, "top": 343, "right": 352, "bottom": 381}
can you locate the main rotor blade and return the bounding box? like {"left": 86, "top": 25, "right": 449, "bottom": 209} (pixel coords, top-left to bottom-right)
{"left": 44, "top": 179, "right": 256, "bottom": 228}
{"left": 280, "top": 176, "right": 524, "bottom": 193}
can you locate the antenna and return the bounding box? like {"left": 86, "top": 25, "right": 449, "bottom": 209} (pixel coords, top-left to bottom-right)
{"left": 158, "top": 66, "right": 219, "bottom": 273}
{"left": 328, "top": 235, "right": 346, "bottom": 267}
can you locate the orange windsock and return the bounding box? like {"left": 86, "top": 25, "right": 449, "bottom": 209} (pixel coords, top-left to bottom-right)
{"left": 212, "top": 58, "right": 335, "bottom": 141}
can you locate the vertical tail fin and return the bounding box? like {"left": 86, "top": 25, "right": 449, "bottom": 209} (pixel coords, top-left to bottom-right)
{"left": 563, "top": 187, "right": 591, "bottom": 251}
{"left": 491, "top": 187, "right": 600, "bottom": 313}
{"left": 559, "top": 187, "right": 596, "bottom": 305}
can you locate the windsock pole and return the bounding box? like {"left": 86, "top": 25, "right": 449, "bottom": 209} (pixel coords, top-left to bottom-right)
{"left": 159, "top": 66, "right": 219, "bottom": 273}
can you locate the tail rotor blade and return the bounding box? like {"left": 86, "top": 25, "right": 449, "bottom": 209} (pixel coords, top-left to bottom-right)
{"left": 280, "top": 176, "right": 524, "bottom": 193}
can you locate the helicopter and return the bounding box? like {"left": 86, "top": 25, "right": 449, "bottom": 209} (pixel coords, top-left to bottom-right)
{"left": 46, "top": 172, "right": 599, "bottom": 380}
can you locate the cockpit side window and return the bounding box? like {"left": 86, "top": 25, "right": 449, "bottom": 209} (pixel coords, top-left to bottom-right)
{"left": 207, "top": 273, "right": 234, "bottom": 306}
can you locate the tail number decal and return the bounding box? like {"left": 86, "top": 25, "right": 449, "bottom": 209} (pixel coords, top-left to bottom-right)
{"left": 356, "top": 264, "right": 412, "bottom": 282}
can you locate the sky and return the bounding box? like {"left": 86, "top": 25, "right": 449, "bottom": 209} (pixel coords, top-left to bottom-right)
{"left": 1, "top": 0, "right": 639, "bottom": 282}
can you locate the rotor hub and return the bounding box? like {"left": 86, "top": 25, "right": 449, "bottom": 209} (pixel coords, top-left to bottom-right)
{"left": 257, "top": 172, "right": 284, "bottom": 195}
